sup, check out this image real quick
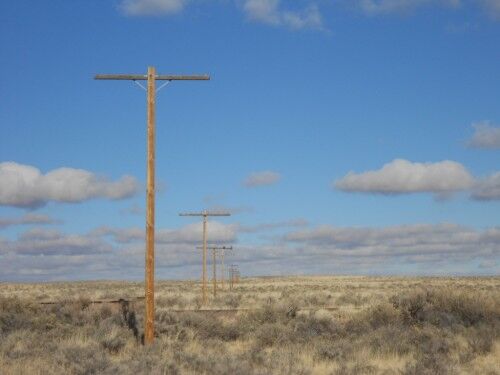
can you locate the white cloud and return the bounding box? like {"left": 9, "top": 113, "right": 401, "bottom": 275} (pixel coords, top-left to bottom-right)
{"left": 479, "top": 259, "right": 498, "bottom": 268}
{"left": 119, "top": 0, "right": 186, "bottom": 16}
{"left": 0, "top": 162, "right": 139, "bottom": 208}
{"left": 335, "top": 159, "right": 475, "bottom": 197}
{"left": 95, "top": 221, "right": 237, "bottom": 245}
{"left": 481, "top": 0, "right": 500, "bottom": 18}
{"left": 243, "top": 170, "right": 281, "bottom": 187}
{"left": 120, "top": 204, "right": 144, "bottom": 216}
{"left": 468, "top": 121, "right": 500, "bottom": 149}
{"left": 472, "top": 172, "right": 500, "bottom": 200}
{"left": 356, "top": 0, "right": 461, "bottom": 15}
{"left": 285, "top": 223, "right": 500, "bottom": 260}
{"left": 1, "top": 221, "right": 499, "bottom": 281}
{"left": 243, "top": 0, "right": 324, "bottom": 30}
{"left": 238, "top": 219, "right": 309, "bottom": 233}
{"left": 0, "top": 213, "right": 58, "bottom": 229}
{"left": 2, "top": 228, "right": 113, "bottom": 256}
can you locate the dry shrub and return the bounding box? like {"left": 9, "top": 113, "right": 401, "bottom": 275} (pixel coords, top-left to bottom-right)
{"left": 173, "top": 312, "right": 242, "bottom": 341}
{"left": 96, "top": 318, "right": 130, "bottom": 354}
{"left": 0, "top": 297, "right": 40, "bottom": 334}
{"left": 255, "top": 345, "right": 312, "bottom": 375}
{"left": 76, "top": 296, "right": 92, "bottom": 310}
{"left": 55, "top": 344, "right": 110, "bottom": 375}
{"left": 222, "top": 293, "right": 241, "bottom": 308}
{"left": 465, "top": 324, "right": 495, "bottom": 357}
{"left": 157, "top": 295, "right": 188, "bottom": 309}
{"left": 246, "top": 301, "right": 299, "bottom": 327}
{"left": 390, "top": 288, "right": 500, "bottom": 328}
{"left": 254, "top": 322, "right": 290, "bottom": 347}
{"left": 336, "top": 293, "right": 368, "bottom": 307}
{"left": 315, "top": 338, "right": 353, "bottom": 361}
{"left": 365, "top": 325, "right": 414, "bottom": 356}
{"left": 114, "top": 346, "right": 180, "bottom": 375}
{"left": 404, "top": 352, "right": 455, "bottom": 375}
{"left": 335, "top": 362, "right": 377, "bottom": 375}
{"left": 292, "top": 310, "right": 340, "bottom": 341}
{"left": 0, "top": 297, "right": 68, "bottom": 336}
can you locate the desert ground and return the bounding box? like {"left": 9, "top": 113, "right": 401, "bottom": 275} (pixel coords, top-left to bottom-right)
{"left": 1, "top": 276, "right": 499, "bottom": 374}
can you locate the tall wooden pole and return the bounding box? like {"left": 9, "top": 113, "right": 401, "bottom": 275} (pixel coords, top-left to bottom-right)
{"left": 229, "top": 265, "right": 234, "bottom": 290}
{"left": 202, "top": 214, "right": 207, "bottom": 305}
{"left": 144, "top": 66, "right": 156, "bottom": 345}
{"left": 221, "top": 250, "right": 225, "bottom": 289}
{"left": 213, "top": 247, "right": 217, "bottom": 297}
{"left": 95, "top": 68, "right": 209, "bottom": 345}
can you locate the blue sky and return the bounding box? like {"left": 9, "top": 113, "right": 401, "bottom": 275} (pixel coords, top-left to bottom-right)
{"left": 0, "top": 0, "right": 499, "bottom": 281}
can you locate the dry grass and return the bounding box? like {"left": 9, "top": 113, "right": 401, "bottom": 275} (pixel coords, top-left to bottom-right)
{"left": 1, "top": 276, "right": 499, "bottom": 374}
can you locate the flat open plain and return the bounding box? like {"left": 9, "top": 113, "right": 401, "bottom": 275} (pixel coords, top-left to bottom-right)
{"left": 1, "top": 276, "right": 499, "bottom": 374}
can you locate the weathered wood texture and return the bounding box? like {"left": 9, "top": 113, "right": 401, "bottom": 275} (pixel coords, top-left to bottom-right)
{"left": 95, "top": 74, "right": 210, "bottom": 81}
{"left": 144, "top": 66, "right": 156, "bottom": 345}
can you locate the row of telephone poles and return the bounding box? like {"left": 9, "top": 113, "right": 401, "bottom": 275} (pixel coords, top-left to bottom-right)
{"left": 195, "top": 245, "right": 233, "bottom": 298}
{"left": 95, "top": 66, "right": 242, "bottom": 345}
{"left": 179, "top": 211, "right": 230, "bottom": 304}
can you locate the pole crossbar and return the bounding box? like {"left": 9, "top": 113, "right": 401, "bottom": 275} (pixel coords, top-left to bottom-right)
{"left": 179, "top": 211, "right": 230, "bottom": 217}
{"left": 94, "top": 66, "right": 210, "bottom": 345}
{"left": 95, "top": 74, "right": 210, "bottom": 81}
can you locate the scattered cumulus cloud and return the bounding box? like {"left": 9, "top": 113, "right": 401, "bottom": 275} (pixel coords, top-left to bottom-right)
{"left": 243, "top": 170, "right": 281, "bottom": 187}
{"left": 0, "top": 213, "right": 58, "bottom": 229}
{"left": 355, "top": 0, "right": 461, "bottom": 15}
{"left": 468, "top": 121, "right": 500, "bottom": 149}
{"left": 0, "top": 162, "right": 139, "bottom": 208}
{"left": 243, "top": 0, "right": 324, "bottom": 30}
{"left": 2, "top": 228, "right": 113, "bottom": 256}
{"left": 120, "top": 204, "right": 144, "bottom": 216}
{"left": 238, "top": 219, "right": 309, "bottom": 233}
{"left": 94, "top": 221, "right": 237, "bottom": 245}
{"left": 115, "top": 0, "right": 500, "bottom": 31}
{"left": 115, "top": 0, "right": 500, "bottom": 28}
{"left": 335, "top": 159, "right": 474, "bottom": 197}
{"left": 119, "top": 0, "right": 326, "bottom": 30}
{"left": 472, "top": 172, "right": 500, "bottom": 200}
{"left": 481, "top": 0, "right": 500, "bottom": 19}
{"left": 119, "top": 0, "right": 186, "bottom": 16}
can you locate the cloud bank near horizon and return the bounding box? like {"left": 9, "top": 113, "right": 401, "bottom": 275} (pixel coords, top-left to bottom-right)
{"left": 1, "top": 221, "right": 498, "bottom": 281}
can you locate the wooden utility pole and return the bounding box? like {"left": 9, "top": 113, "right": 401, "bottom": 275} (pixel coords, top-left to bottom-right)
{"left": 212, "top": 247, "right": 216, "bottom": 297}
{"left": 229, "top": 264, "right": 240, "bottom": 290}
{"left": 95, "top": 67, "right": 209, "bottom": 345}
{"left": 229, "top": 264, "right": 237, "bottom": 290}
{"left": 179, "top": 211, "right": 230, "bottom": 304}
{"left": 219, "top": 246, "right": 233, "bottom": 289}
{"left": 196, "top": 245, "right": 232, "bottom": 296}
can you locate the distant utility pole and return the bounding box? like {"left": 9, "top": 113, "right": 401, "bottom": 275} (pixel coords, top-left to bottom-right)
{"left": 196, "top": 245, "right": 232, "bottom": 296}
{"left": 95, "top": 67, "right": 210, "bottom": 345}
{"left": 229, "top": 264, "right": 239, "bottom": 290}
{"left": 234, "top": 267, "right": 240, "bottom": 284}
{"left": 219, "top": 246, "right": 233, "bottom": 290}
{"left": 179, "top": 210, "right": 230, "bottom": 304}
